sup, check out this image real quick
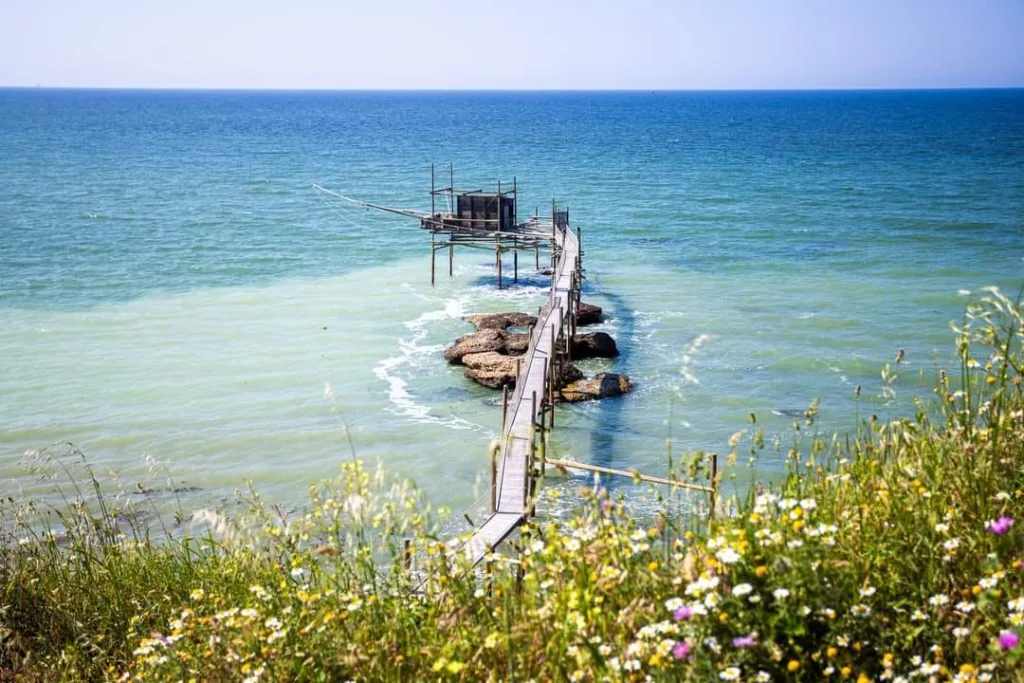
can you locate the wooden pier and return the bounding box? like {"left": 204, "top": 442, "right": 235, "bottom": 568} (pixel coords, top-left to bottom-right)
{"left": 314, "top": 168, "right": 717, "bottom": 570}
{"left": 460, "top": 219, "right": 582, "bottom": 564}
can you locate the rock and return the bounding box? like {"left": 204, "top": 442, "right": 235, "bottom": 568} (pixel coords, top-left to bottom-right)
{"left": 505, "top": 332, "right": 531, "bottom": 356}
{"left": 556, "top": 362, "right": 585, "bottom": 387}
{"left": 462, "top": 351, "right": 520, "bottom": 389}
{"left": 571, "top": 332, "right": 619, "bottom": 359}
{"left": 576, "top": 302, "right": 603, "bottom": 326}
{"left": 466, "top": 312, "right": 538, "bottom": 331}
{"left": 444, "top": 329, "right": 506, "bottom": 364}
{"left": 560, "top": 372, "right": 632, "bottom": 403}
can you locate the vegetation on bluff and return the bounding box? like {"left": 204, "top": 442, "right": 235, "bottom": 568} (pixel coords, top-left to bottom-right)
{"left": 1, "top": 287, "right": 1021, "bottom": 682}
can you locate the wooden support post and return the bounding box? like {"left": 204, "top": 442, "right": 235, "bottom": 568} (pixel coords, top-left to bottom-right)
{"left": 544, "top": 458, "right": 714, "bottom": 493}
{"left": 535, "top": 243, "right": 539, "bottom": 269}
{"left": 549, "top": 323, "right": 556, "bottom": 429}
{"left": 513, "top": 249, "right": 518, "bottom": 283}
{"left": 490, "top": 443, "right": 498, "bottom": 513}
{"left": 430, "top": 234, "right": 436, "bottom": 286}
{"left": 709, "top": 453, "right": 719, "bottom": 519}
{"left": 448, "top": 243, "right": 453, "bottom": 277}
{"left": 501, "top": 384, "right": 509, "bottom": 433}
{"left": 496, "top": 243, "right": 502, "bottom": 289}
{"left": 403, "top": 538, "right": 412, "bottom": 570}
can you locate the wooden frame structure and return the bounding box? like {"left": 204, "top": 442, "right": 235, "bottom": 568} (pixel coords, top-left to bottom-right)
{"left": 422, "top": 164, "right": 568, "bottom": 288}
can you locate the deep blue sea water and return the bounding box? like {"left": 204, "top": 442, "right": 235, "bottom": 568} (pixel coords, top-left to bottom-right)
{"left": 1, "top": 89, "right": 1021, "bottom": 516}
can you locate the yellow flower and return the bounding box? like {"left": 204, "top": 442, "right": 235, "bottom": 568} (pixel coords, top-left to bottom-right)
{"left": 792, "top": 519, "right": 806, "bottom": 532}
{"left": 826, "top": 647, "right": 838, "bottom": 658}
{"left": 648, "top": 561, "right": 659, "bottom": 572}
{"left": 755, "top": 565, "right": 769, "bottom": 578}
{"left": 960, "top": 664, "right": 976, "bottom": 675}
{"left": 719, "top": 612, "right": 729, "bottom": 622}
{"left": 787, "top": 660, "right": 801, "bottom": 673}
{"left": 856, "top": 674, "right": 870, "bottom": 683}
{"left": 840, "top": 666, "right": 852, "bottom": 679}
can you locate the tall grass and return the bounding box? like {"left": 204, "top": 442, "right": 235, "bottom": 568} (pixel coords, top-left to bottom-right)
{"left": 1, "top": 287, "right": 1021, "bottom": 682}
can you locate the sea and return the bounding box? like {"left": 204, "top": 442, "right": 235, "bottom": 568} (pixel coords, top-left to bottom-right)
{"left": 1, "top": 89, "right": 1021, "bottom": 522}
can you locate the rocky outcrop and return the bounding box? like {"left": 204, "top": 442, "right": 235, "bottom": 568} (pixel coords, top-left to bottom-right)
{"left": 444, "top": 329, "right": 506, "bottom": 364}
{"left": 571, "top": 332, "right": 619, "bottom": 359}
{"left": 466, "top": 312, "right": 538, "bottom": 331}
{"left": 576, "top": 302, "right": 603, "bottom": 326}
{"left": 555, "top": 361, "right": 585, "bottom": 388}
{"left": 505, "top": 332, "right": 531, "bottom": 356}
{"left": 462, "top": 352, "right": 520, "bottom": 389}
{"left": 448, "top": 309, "right": 623, "bottom": 396}
{"left": 560, "top": 373, "right": 632, "bottom": 403}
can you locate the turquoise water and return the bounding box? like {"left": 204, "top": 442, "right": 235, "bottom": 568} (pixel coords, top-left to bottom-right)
{"left": 1, "top": 89, "right": 1021, "bottom": 515}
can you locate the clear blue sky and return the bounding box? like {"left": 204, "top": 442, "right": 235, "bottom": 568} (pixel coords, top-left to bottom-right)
{"left": 1, "top": 0, "right": 1022, "bottom": 89}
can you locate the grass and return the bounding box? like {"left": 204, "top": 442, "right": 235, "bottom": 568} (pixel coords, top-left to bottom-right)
{"left": 1, "top": 286, "right": 1022, "bottom": 682}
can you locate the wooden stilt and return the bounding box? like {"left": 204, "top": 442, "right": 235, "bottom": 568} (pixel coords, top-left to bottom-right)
{"left": 490, "top": 444, "right": 498, "bottom": 513}
{"left": 513, "top": 250, "right": 518, "bottom": 283}
{"left": 709, "top": 454, "right": 719, "bottom": 519}
{"left": 430, "top": 234, "right": 436, "bottom": 286}
{"left": 496, "top": 244, "right": 502, "bottom": 289}
{"left": 448, "top": 243, "right": 453, "bottom": 277}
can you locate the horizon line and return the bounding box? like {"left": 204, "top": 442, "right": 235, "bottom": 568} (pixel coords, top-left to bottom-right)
{"left": 2, "top": 85, "right": 1023, "bottom": 94}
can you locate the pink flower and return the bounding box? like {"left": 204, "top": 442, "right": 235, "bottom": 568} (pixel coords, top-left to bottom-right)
{"left": 998, "top": 630, "right": 1019, "bottom": 650}
{"left": 987, "top": 516, "right": 1014, "bottom": 535}
{"left": 673, "top": 606, "right": 693, "bottom": 621}
{"left": 673, "top": 640, "right": 691, "bottom": 660}
{"left": 732, "top": 635, "right": 756, "bottom": 648}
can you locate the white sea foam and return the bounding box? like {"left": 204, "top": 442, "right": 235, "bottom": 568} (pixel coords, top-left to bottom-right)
{"left": 372, "top": 295, "right": 484, "bottom": 433}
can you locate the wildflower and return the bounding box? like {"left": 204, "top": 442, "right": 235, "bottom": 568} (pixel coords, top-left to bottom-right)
{"left": 928, "top": 594, "right": 949, "bottom": 607}
{"left": 952, "top": 627, "right": 970, "bottom": 638}
{"left": 955, "top": 600, "right": 975, "bottom": 613}
{"left": 673, "top": 641, "right": 691, "bottom": 660}
{"left": 756, "top": 672, "right": 772, "bottom": 682}
{"left": 1008, "top": 597, "right": 1024, "bottom": 612}
{"left": 851, "top": 604, "right": 871, "bottom": 618}
{"left": 717, "top": 547, "right": 742, "bottom": 564}
{"left": 986, "top": 516, "right": 1014, "bottom": 535}
{"left": 773, "top": 588, "right": 790, "bottom": 601}
{"left": 800, "top": 498, "right": 817, "bottom": 511}
{"left": 599, "top": 644, "right": 612, "bottom": 656}
{"left": 733, "top": 583, "right": 753, "bottom": 597}
{"left": 733, "top": 635, "right": 756, "bottom": 648}
{"left": 859, "top": 586, "right": 877, "bottom": 597}
{"left": 748, "top": 594, "right": 762, "bottom": 603}
{"left": 665, "top": 597, "right": 684, "bottom": 611}
{"left": 934, "top": 523, "right": 950, "bottom": 534}
{"left": 979, "top": 576, "right": 998, "bottom": 589}
{"left": 674, "top": 606, "right": 694, "bottom": 621}
{"left": 943, "top": 538, "right": 961, "bottom": 551}
{"left": 787, "top": 660, "right": 800, "bottom": 673}
{"left": 755, "top": 565, "right": 769, "bottom": 578}
{"left": 623, "top": 659, "right": 641, "bottom": 672}
{"left": 997, "top": 630, "right": 1019, "bottom": 650}
{"left": 720, "top": 667, "right": 741, "bottom": 681}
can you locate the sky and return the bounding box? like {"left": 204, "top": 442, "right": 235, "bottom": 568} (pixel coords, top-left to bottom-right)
{"left": 1, "top": 0, "right": 1022, "bottom": 90}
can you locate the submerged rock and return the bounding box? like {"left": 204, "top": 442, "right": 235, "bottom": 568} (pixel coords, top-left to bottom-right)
{"left": 462, "top": 351, "right": 521, "bottom": 389}
{"left": 560, "top": 372, "right": 632, "bottom": 403}
{"left": 571, "top": 332, "right": 619, "bottom": 359}
{"left": 444, "top": 329, "right": 506, "bottom": 364}
{"left": 576, "top": 302, "right": 603, "bottom": 326}
{"left": 466, "top": 312, "right": 538, "bottom": 331}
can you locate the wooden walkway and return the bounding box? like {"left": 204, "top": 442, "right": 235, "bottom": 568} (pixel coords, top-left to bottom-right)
{"left": 459, "top": 222, "right": 582, "bottom": 565}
